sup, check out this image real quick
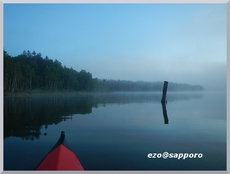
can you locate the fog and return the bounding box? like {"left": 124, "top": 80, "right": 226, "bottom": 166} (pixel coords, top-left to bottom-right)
{"left": 4, "top": 4, "right": 226, "bottom": 91}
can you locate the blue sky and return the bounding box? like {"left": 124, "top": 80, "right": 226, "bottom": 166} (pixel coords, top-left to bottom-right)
{"left": 4, "top": 3, "right": 226, "bottom": 90}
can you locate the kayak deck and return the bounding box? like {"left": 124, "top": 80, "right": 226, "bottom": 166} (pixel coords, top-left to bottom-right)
{"left": 36, "top": 131, "right": 84, "bottom": 170}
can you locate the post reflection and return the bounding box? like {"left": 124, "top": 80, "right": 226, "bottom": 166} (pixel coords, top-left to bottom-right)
{"left": 161, "top": 102, "right": 169, "bottom": 124}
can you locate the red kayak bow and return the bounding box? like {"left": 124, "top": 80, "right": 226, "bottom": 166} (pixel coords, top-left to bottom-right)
{"left": 36, "top": 131, "right": 84, "bottom": 170}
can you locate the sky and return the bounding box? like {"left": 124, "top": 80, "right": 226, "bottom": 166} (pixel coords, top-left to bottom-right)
{"left": 3, "top": 3, "right": 226, "bottom": 90}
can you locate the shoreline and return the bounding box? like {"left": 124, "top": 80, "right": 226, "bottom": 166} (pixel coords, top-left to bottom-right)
{"left": 4, "top": 90, "right": 94, "bottom": 97}
{"left": 4, "top": 89, "right": 207, "bottom": 97}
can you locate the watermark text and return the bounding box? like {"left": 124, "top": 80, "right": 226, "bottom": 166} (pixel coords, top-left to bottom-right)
{"left": 147, "top": 152, "right": 203, "bottom": 160}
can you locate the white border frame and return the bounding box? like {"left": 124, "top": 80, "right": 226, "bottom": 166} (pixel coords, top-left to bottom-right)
{"left": 0, "top": 0, "right": 229, "bottom": 174}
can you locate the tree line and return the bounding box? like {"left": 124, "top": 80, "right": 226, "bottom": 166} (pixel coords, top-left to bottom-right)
{"left": 4, "top": 50, "right": 95, "bottom": 92}
{"left": 96, "top": 79, "right": 204, "bottom": 92}
{"left": 4, "top": 50, "right": 204, "bottom": 93}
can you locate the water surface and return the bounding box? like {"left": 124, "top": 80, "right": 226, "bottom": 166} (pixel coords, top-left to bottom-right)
{"left": 4, "top": 91, "right": 226, "bottom": 170}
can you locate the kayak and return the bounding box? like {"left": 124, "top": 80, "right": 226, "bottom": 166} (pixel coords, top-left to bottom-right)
{"left": 36, "top": 131, "right": 84, "bottom": 170}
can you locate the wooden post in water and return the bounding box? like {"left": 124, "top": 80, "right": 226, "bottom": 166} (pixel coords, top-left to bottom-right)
{"left": 161, "top": 81, "right": 168, "bottom": 104}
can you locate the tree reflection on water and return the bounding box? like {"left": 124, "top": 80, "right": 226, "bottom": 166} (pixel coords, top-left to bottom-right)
{"left": 4, "top": 92, "right": 203, "bottom": 140}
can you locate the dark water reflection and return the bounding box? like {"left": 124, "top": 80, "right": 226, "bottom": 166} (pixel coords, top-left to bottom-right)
{"left": 4, "top": 92, "right": 203, "bottom": 140}
{"left": 4, "top": 94, "right": 97, "bottom": 140}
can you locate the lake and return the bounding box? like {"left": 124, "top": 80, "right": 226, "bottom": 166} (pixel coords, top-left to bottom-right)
{"left": 4, "top": 91, "right": 226, "bottom": 170}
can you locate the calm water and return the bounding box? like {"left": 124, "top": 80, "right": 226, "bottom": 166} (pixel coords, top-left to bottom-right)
{"left": 4, "top": 91, "right": 226, "bottom": 170}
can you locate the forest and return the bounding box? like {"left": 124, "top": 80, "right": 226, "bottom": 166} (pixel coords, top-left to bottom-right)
{"left": 4, "top": 50, "right": 204, "bottom": 93}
